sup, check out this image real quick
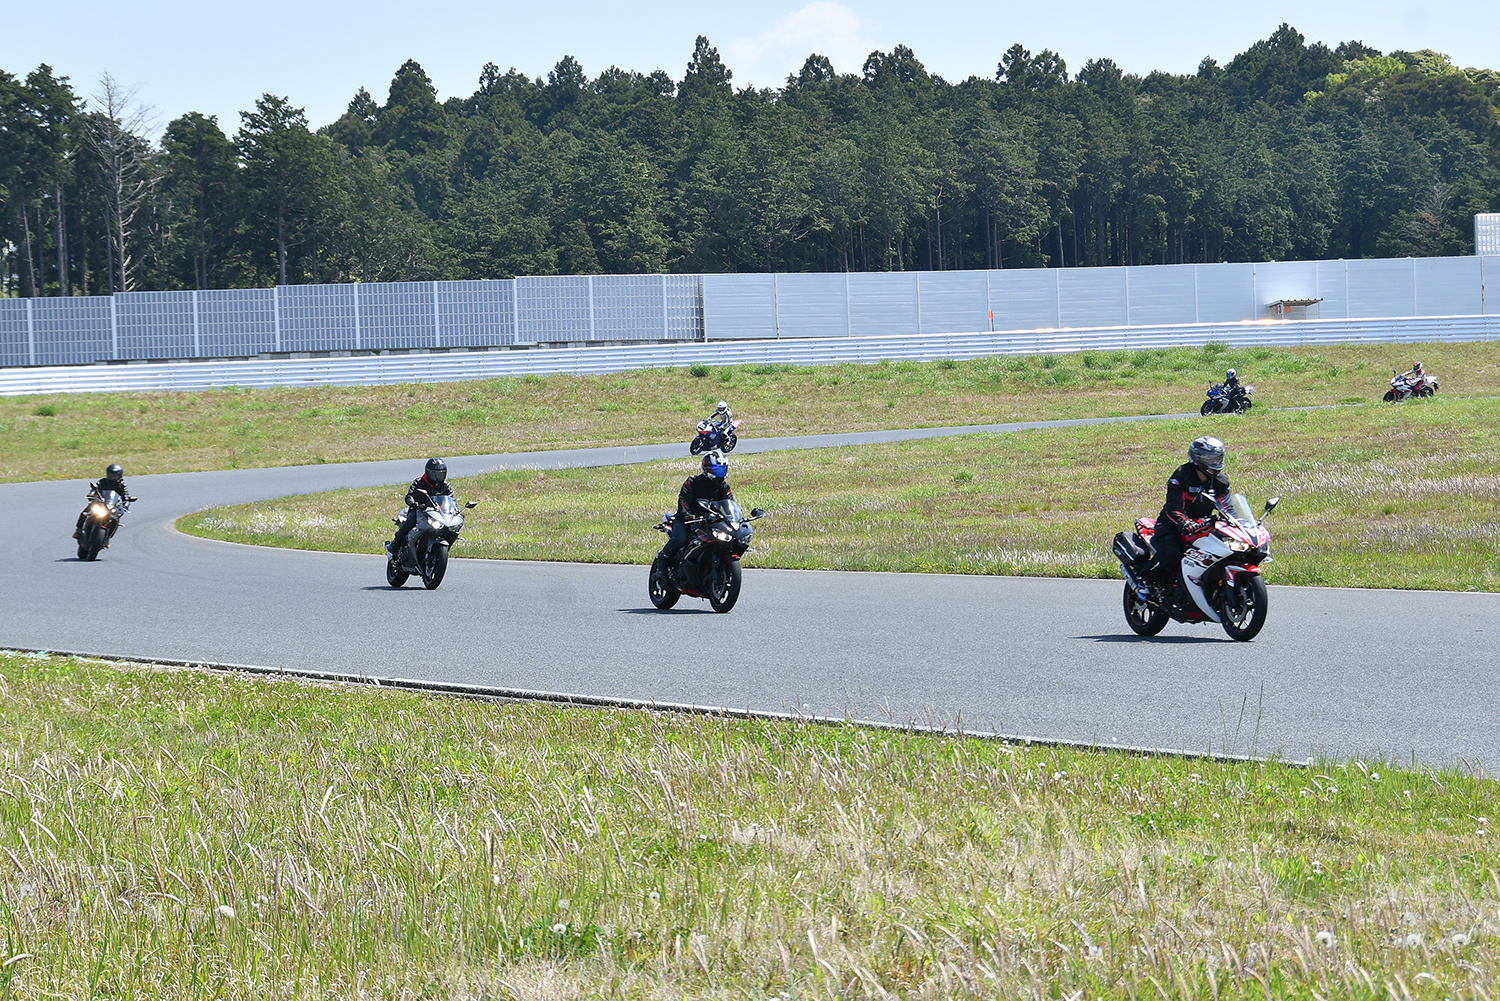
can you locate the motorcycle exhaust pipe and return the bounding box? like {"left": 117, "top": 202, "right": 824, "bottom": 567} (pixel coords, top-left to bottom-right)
{"left": 1119, "top": 563, "right": 1153, "bottom": 602}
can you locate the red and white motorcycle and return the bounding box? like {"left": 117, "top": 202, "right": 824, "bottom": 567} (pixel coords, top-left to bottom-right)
{"left": 1383, "top": 370, "right": 1438, "bottom": 402}
{"left": 1112, "top": 493, "right": 1279, "bottom": 641}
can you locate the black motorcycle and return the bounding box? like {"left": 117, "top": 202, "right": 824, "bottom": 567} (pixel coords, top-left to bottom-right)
{"left": 385, "top": 490, "right": 477, "bottom": 589}
{"left": 75, "top": 483, "right": 133, "bottom": 561}
{"left": 649, "top": 499, "right": 764, "bottom": 612}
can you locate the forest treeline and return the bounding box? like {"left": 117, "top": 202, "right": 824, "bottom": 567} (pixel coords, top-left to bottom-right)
{"left": 3, "top": 25, "right": 1499, "bottom": 297}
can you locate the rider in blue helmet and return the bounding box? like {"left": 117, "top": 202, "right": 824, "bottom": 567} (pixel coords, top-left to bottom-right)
{"left": 660, "top": 449, "right": 734, "bottom": 564}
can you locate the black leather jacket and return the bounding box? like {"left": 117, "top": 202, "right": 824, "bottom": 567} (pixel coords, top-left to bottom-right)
{"left": 404, "top": 474, "right": 454, "bottom": 508}
{"left": 677, "top": 473, "right": 733, "bottom": 519}
{"left": 97, "top": 476, "right": 130, "bottom": 498}
{"left": 1159, "top": 462, "right": 1230, "bottom": 537}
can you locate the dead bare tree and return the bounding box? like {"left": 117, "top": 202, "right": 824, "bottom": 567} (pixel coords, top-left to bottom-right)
{"left": 84, "top": 73, "right": 158, "bottom": 293}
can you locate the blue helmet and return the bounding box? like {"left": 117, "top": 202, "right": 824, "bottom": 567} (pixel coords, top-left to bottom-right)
{"left": 1226, "top": 369, "right": 1236, "bottom": 381}
{"left": 701, "top": 449, "right": 728, "bottom": 479}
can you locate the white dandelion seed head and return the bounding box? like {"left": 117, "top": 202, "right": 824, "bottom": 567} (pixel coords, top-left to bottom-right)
{"left": 1315, "top": 930, "right": 1336, "bottom": 948}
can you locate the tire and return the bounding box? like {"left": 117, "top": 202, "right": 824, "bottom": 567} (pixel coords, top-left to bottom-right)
{"left": 1219, "top": 574, "right": 1268, "bottom": 642}
{"left": 648, "top": 555, "right": 680, "bottom": 609}
{"left": 723, "top": 433, "right": 737, "bottom": 453}
{"left": 1200, "top": 401, "right": 1217, "bottom": 416}
{"left": 1238, "top": 399, "right": 1253, "bottom": 413}
{"left": 421, "top": 542, "right": 448, "bottom": 590}
{"left": 1122, "top": 582, "right": 1168, "bottom": 636}
{"left": 1418, "top": 386, "right": 1434, "bottom": 398}
{"left": 707, "top": 556, "right": 742, "bottom": 613}
{"left": 689, "top": 437, "right": 706, "bottom": 455}
{"left": 1383, "top": 390, "right": 1397, "bottom": 402}
{"left": 386, "top": 558, "right": 408, "bottom": 588}
{"left": 83, "top": 525, "right": 106, "bottom": 562}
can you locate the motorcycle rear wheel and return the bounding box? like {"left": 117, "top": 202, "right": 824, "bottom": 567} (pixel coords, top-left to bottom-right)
{"left": 648, "top": 555, "right": 680, "bottom": 609}
{"left": 708, "top": 556, "right": 742, "bottom": 613}
{"left": 386, "top": 558, "right": 409, "bottom": 588}
{"left": 1418, "top": 386, "right": 1434, "bottom": 398}
{"left": 1219, "top": 575, "right": 1268, "bottom": 642}
{"left": 422, "top": 543, "right": 448, "bottom": 589}
{"left": 723, "top": 433, "right": 737, "bottom": 452}
{"left": 1122, "top": 583, "right": 1167, "bottom": 636}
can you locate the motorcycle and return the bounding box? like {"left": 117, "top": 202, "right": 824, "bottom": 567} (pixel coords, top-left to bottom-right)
{"left": 385, "top": 490, "right": 477, "bottom": 589}
{"left": 648, "top": 499, "right": 765, "bottom": 612}
{"left": 1383, "top": 370, "right": 1438, "bottom": 402}
{"left": 75, "top": 483, "right": 133, "bottom": 561}
{"left": 689, "top": 418, "right": 741, "bottom": 455}
{"left": 1112, "top": 492, "right": 1279, "bottom": 642}
{"left": 1201, "top": 382, "right": 1254, "bottom": 415}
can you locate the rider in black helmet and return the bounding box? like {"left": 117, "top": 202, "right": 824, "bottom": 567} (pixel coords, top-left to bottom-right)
{"left": 659, "top": 449, "right": 734, "bottom": 565}
{"left": 1143, "top": 437, "right": 1230, "bottom": 608}
{"left": 387, "top": 458, "right": 454, "bottom": 557}
{"left": 74, "top": 463, "right": 136, "bottom": 541}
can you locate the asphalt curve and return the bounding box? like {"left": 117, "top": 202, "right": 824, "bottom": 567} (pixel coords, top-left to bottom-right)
{"left": 3, "top": 415, "right": 1496, "bottom": 772}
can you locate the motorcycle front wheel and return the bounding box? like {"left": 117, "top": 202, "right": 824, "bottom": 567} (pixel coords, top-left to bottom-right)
{"left": 1219, "top": 574, "right": 1268, "bottom": 642}
{"left": 1122, "top": 582, "right": 1167, "bottom": 636}
{"left": 689, "top": 437, "right": 706, "bottom": 455}
{"left": 648, "top": 555, "right": 680, "bottom": 609}
{"left": 83, "top": 525, "right": 107, "bottom": 561}
{"left": 422, "top": 542, "right": 448, "bottom": 589}
{"left": 1383, "top": 390, "right": 1397, "bottom": 402}
{"left": 708, "top": 556, "right": 742, "bottom": 613}
{"left": 1200, "top": 400, "right": 1217, "bottom": 416}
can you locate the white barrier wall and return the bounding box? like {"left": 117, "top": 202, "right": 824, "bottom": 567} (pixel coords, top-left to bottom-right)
{"left": 1, "top": 257, "right": 1495, "bottom": 366}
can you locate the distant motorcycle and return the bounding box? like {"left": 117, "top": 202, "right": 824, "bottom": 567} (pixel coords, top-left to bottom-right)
{"left": 1383, "top": 370, "right": 1438, "bottom": 402}
{"left": 649, "top": 498, "right": 764, "bottom": 612}
{"left": 75, "top": 483, "right": 134, "bottom": 561}
{"left": 1112, "top": 492, "right": 1279, "bottom": 642}
{"left": 1201, "top": 382, "right": 1253, "bottom": 415}
{"left": 385, "top": 489, "right": 477, "bottom": 589}
{"left": 689, "top": 418, "right": 741, "bottom": 455}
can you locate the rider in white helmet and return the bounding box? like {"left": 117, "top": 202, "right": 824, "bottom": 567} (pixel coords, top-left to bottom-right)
{"left": 708, "top": 399, "right": 734, "bottom": 431}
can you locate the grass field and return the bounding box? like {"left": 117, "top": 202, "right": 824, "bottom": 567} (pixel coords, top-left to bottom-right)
{"left": 0, "top": 650, "right": 1493, "bottom": 1000}
{"left": 6, "top": 341, "right": 1499, "bottom": 482}
{"left": 182, "top": 396, "right": 1500, "bottom": 592}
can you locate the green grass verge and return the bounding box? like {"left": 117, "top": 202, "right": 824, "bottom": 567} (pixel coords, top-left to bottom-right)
{"left": 7, "top": 341, "right": 1499, "bottom": 482}
{"left": 0, "top": 650, "right": 1493, "bottom": 999}
{"left": 182, "top": 397, "right": 1500, "bottom": 592}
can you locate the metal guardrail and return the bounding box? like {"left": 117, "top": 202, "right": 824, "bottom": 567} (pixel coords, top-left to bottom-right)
{"left": 3, "top": 315, "right": 1496, "bottom": 396}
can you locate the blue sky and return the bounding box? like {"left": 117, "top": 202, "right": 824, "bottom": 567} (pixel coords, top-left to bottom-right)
{"left": 4, "top": 0, "right": 1493, "bottom": 138}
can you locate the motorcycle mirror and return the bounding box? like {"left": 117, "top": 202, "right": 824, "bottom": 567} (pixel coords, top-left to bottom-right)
{"left": 1263, "top": 497, "right": 1280, "bottom": 515}
{"left": 465, "top": 501, "right": 478, "bottom": 509}
{"left": 750, "top": 507, "right": 766, "bottom": 518}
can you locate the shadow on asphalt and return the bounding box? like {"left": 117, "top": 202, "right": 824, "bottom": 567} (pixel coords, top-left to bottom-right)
{"left": 1078, "top": 633, "right": 1225, "bottom": 644}
{"left": 616, "top": 606, "right": 719, "bottom": 615}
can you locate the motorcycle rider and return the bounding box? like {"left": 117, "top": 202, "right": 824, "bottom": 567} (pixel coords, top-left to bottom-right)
{"left": 1143, "top": 437, "right": 1230, "bottom": 609}
{"left": 1397, "top": 361, "right": 1426, "bottom": 388}
{"left": 707, "top": 400, "right": 734, "bottom": 432}
{"left": 660, "top": 449, "right": 734, "bottom": 566}
{"left": 74, "top": 463, "right": 136, "bottom": 542}
{"left": 387, "top": 458, "right": 454, "bottom": 557}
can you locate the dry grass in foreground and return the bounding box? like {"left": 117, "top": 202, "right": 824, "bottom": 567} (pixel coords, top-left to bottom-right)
{"left": 0, "top": 651, "right": 1493, "bottom": 1000}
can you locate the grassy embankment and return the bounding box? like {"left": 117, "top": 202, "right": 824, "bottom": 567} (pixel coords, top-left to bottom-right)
{"left": 0, "top": 650, "right": 1493, "bottom": 999}
{"left": 6, "top": 341, "right": 1499, "bottom": 482}
{"left": 183, "top": 397, "right": 1500, "bottom": 592}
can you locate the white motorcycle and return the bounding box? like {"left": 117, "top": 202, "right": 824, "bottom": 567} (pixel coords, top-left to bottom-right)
{"left": 1112, "top": 493, "right": 1279, "bottom": 641}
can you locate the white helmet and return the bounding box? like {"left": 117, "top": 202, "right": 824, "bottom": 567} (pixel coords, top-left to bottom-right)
{"left": 715, "top": 400, "right": 728, "bottom": 412}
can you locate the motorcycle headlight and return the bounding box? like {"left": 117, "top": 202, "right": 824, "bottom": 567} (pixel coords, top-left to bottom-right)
{"left": 427, "top": 514, "right": 444, "bottom": 529}
{"left": 712, "top": 529, "right": 733, "bottom": 542}
{"left": 1226, "top": 540, "right": 1250, "bottom": 552}
{"left": 90, "top": 504, "right": 108, "bottom": 518}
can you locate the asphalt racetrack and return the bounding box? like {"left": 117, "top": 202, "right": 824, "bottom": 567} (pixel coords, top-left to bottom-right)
{"left": 3, "top": 416, "right": 1497, "bottom": 771}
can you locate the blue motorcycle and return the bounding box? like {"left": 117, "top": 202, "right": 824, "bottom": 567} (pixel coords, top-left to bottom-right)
{"left": 688, "top": 417, "right": 741, "bottom": 455}
{"left": 1201, "top": 382, "right": 1253, "bottom": 415}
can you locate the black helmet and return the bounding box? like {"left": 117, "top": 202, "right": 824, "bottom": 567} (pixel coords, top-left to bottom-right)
{"left": 1188, "top": 436, "right": 1225, "bottom": 473}
{"left": 701, "top": 449, "right": 728, "bottom": 479}
{"left": 423, "top": 457, "right": 447, "bottom": 485}
{"left": 105, "top": 463, "right": 124, "bottom": 479}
